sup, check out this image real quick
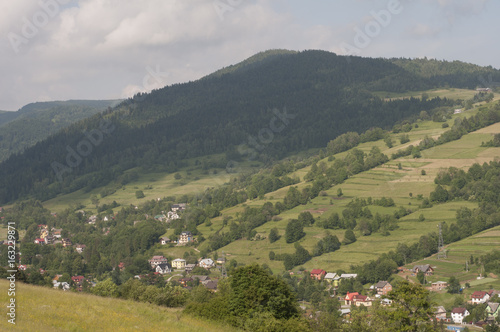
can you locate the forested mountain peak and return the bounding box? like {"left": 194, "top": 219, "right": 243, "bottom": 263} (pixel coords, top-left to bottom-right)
{"left": 0, "top": 50, "right": 497, "bottom": 204}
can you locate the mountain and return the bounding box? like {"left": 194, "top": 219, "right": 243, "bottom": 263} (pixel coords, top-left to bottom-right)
{"left": 0, "top": 100, "right": 121, "bottom": 162}
{"left": 0, "top": 50, "right": 498, "bottom": 204}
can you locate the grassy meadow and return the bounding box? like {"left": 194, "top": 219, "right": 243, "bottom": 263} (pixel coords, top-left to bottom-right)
{"left": 0, "top": 280, "right": 237, "bottom": 332}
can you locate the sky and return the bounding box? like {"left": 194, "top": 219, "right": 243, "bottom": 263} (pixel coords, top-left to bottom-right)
{"left": 1, "top": 0, "right": 498, "bottom": 111}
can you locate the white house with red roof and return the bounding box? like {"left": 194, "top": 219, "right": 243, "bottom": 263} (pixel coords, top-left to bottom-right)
{"left": 471, "top": 290, "right": 490, "bottom": 304}
{"left": 34, "top": 238, "right": 45, "bottom": 244}
{"left": 345, "top": 292, "right": 359, "bottom": 306}
{"left": 353, "top": 294, "right": 373, "bottom": 307}
{"left": 310, "top": 269, "right": 326, "bottom": 280}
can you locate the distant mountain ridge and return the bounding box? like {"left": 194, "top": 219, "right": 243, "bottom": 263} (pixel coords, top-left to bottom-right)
{"left": 0, "top": 50, "right": 499, "bottom": 204}
{"left": 0, "top": 99, "right": 122, "bottom": 162}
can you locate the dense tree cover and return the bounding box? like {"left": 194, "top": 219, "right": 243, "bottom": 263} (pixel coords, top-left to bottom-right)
{"left": 269, "top": 228, "right": 280, "bottom": 243}
{"left": 0, "top": 51, "right": 462, "bottom": 204}
{"left": 0, "top": 100, "right": 118, "bottom": 162}
{"left": 285, "top": 219, "right": 305, "bottom": 243}
{"left": 185, "top": 264, "right": 306, "bottom": 330}
{"left": 317, "top": 197, "right": 404, "bottom": 236}
{"left": 342, "top": 230, "right": 357, "bottom": 245}
{"left": 390, "top": 57, "right": 500, "bottom": 89}
{"left": 431, "top": 160, "right": 500, "bottom": 242}
{"left": 312, "top": 232, "right": 341, "bottom": 257}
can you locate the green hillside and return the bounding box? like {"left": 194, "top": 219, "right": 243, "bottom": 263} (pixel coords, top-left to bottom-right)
{"left": 4, "top": 50, "right": 499, "bottom": 204}
{"left": 0, "top": 280, "right": 237, "bottom": 331}
{"left": 0, "top": 99, "right": 121, "bottom": 162}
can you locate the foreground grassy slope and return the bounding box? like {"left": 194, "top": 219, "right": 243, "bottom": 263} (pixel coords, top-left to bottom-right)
{"left": 0, "top": 280, "right": 236, "bottom": 332}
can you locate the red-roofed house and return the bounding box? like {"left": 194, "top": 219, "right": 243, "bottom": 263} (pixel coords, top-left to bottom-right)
{"left": 34, "top": 238, "right": 45, "bottom": 245}
{"left": 353, "top": 294, "right": 373, "bottom": 307}
{"left": 345, "top": 292, "right": 359, "bottom": 306}
{"left": 451, "top": 307, "right": 469, "bottom": 324}
{"left": 71, "top": 276, "right": 85, "bottom": 285}
{"left": 471, "top": 291, "right": 490, "bottom": 304}
{"left": 310, "top": 269, "right": 326, "bottom": 280}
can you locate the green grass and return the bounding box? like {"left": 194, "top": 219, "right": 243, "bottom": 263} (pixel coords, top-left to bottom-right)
{"left": 203, "top": 107, "right": 500, "bottom": 273}
{"left": 372, "top": 88, "right": 477, "bottom": 101}
{"left": 0, "top": 280, "right": 237, "bottom": 332}
{"left": 43, "top": 156, "right": 263, "bottom": 213}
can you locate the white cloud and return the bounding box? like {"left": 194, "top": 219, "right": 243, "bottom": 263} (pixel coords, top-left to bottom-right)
{"left": 0, "top": 0, "right": 498, "bottom": 111}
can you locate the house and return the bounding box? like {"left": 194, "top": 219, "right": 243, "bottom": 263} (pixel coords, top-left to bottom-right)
{"left": 62, "top": 238, "right": 72, "bottom": 247}
{"left": 71, "top": 276, "right": 85, "bottom": 286}
{"left": 486, "top": 302, "right": 500, "bottom": 321}
{"left": 51, "top": 228, "right": 62, "bottom": 238}
{"left": 75, "top": 244, "right": 86, "bottom": 254}
{"left": 353, "top": 294, "right": 372, "bottom": 307}
{"left": 154, "top": 214, "right": 167, "bottom": 222}
{"left": 44, "top": 236, "right": 54, "bottom": 244}
{"left": 148, "top": 256, "right": 169, "bottom": 268}
{"left": 454, "top": 109, "right": 463, "bottom": 114}
{"left": 53, "top": 280, "right": 70, "bottom": 291}
{"left": 451, "top": 307, "right": 469, "bottom": 324}
{"left": 34, "top": 238, "right": 45, "bottom": 245}
{"left": 412, "top": 264, "right": 434, "bottom": 276}
{"left": 204, "top": 280, "right": 218, "bottom": 291}
{"left": 167, "top": 211, "right": 180, "bottom": 221}
{"left": 155, "top": 263, "right": 171, "bottom": 275}
{"left": 476, "top": 88, "right": 491, "bottom": 92}
{"left": 185, "top": 264, "right": 196, "bottom": 273}
{"left": 339, "top": 308, "right": 351, "bottom": 318}
{"left": 431, "top": 281, "right": 448, "bottom": 292}
{"left": 160, "top": 237, "right": 170, "bottom": 245}
{"left": 380, "top": 298, "right": 392, "bottom": 306}
{"left": 332, "top": 275, "right": 342, "bottom": 287}
{"left": 179, "top": 277, "right": 193, "bottom": 286}
{"left": 118, "top": 262, "right": 125, "bottom": 271}
{"left": 324, "top": 273, "right": 337, "bottom": 283}
{"left": 179, "top": 231, "right": 193, "bottom": 245}
{"left": 199, "top": 258, "right": 214, "bottom": 269}
{"left": 435, "top": 306, "right": 447, "bottom": 321}
{"left": 471, "top": 291, "right": 490, "bottom": 304}
{"left": 192, "top": 275, "right": 211, "bottom": 284}
{"left": 340, "top": 273, "right": 357, "bottom": 280}
{"left": 172, "top": 258, "right": 186, "bottom": 270}
{"left": 374, "top": 281, "right": 392, "bottom": 296}
{"left": 310, "top": 269, "right": 326, "bottom": 280}
{"left": 88, "top": 215, "right": 97, "bottom": 224}
{"left": 216, "top": 258, "right": 225, "bottom": 265}
{"left": 171, "top": 203, "right": 187, "bottom": 212}
{"left": 344, "top": 292, "right": 359, "bottom": 306}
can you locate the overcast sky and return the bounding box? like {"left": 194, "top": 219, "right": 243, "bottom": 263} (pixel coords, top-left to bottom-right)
{"left": 1, "top": 0, "right": 498, "bottom": 111}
